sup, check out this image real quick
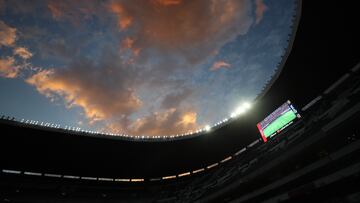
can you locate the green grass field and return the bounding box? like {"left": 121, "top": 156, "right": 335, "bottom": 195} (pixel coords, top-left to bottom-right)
{"left": 263, "top": 110, "right": 297, "bottom": 137}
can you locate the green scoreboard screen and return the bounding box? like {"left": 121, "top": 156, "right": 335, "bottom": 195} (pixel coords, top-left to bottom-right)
{"left": 257, "top": 100, "right": 301, "bottom": 142}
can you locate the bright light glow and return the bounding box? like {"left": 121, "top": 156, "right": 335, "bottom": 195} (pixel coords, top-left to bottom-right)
{"left": 205, "top": 125, "right": 211, "bottom": 132}
{"left": 206, "top": 163, "right": 219, "bottom": 169}
{"left": 2, "top": 169, "right": 21, "bottom": 174}
{"left": 220, "top": 156, "right": 232, "bottom": 163}
{"left": 131, "top": 178, "right": 144, "bottom": 182}
{"left": 115, "top": 178, "right": 130, "bottom": 182}
{"left": 235, "top": 147, "right": 247, "bottom": 156}
{"left": 99, "top": 178, "right": 113, "bottom": 181}
{"left": 235, "top": 106, "right": 246, "bottom": 115}
{"left": 24, "top": 171, "right": 42, "bottom": 176}
{"left": 178, "top": 172, "right": 191, "bottom": 177}
{"left": 81, "top": 176, "right": 97, "bottom": 180}
{"left": 243, "top": 102, "right": 252, "bottom": 110}
{"left": 230, "top": 102, "right": 252, "bottom": 118}
{"left": 63, "top": 175, "right": 80, "bottom": 179}
{"left": 44, "top": 173, "right": 62, "bottom": 178}
{"left": 162, "top": 175, "right": 176, "bottom": 180}
{"left": 192, "top": 168, "right": 205, "bottom": 174}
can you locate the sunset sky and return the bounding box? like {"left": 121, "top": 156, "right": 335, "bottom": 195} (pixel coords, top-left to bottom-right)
{"left": 0, "top": 0, "right": 296, "bottom": 136}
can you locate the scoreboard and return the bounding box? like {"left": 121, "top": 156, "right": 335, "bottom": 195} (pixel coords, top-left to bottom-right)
{"left": 257, "top": 100, "right": 301, "bottom": 142}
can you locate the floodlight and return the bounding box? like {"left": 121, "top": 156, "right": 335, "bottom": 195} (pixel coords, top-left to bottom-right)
{"left": 235, "top": 106, "right": 246, "bottom": 115}
{"left": 205, "top": 125, "right": 211, "bottom": 132}
{"left": 243, "top": 102, "right": 252, "bottom": 110}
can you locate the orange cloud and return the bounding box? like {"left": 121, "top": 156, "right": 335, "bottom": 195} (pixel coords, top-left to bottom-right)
{"left": 122, "top": 37, "right": 134, "bottom": 49}
{"left": 26, "top": 67, "right": 142, "bottom": 123}
{"left": 123, "top": 108, "right": 198, "bottom": 136}
{"left": 108, "top": 2, "right": 132, "bottom": 30}
{"left": 108, "top": 0, "right": 253, "bottom": 64}
{"left": 121, "top": 37, "right": 141, "bottom": 57}
{"left": 255, "top": 0, "right": 268, "bottom": 24}
{"left": 181, "top": 111, "right": 196, "bottom": 126}
{"left": 152, "top": 0, "right": 182, "bottom": 6}
{"left": 14, "top": 47, "right": 33, "bottom": 59}
{"left": 47, "top": 2, "right": 63, "bottom": 19}
{"left": 0, "top": 20, "right": 16, "bottom": 47}
{"left": 210, "top": 61, "right": 231, "bottom": 71}
{"left": 0, "top": 57, "right": 19, "bottom": 78}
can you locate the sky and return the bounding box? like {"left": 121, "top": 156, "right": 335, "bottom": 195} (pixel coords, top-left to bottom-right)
{"left": 0, "top": 0, "right": 297, "bottom": 136}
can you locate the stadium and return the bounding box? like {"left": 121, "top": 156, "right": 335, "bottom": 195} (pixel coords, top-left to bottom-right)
{"left": 1, "top": 0, "right": 360, "bottom": 202}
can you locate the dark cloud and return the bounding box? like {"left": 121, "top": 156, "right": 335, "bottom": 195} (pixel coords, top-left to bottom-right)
{"left": 2, "top": 0, "right": 44, "bottom": 14}
{"left": 18, "top": 25, "right": 48, "bottom": 40}
{"left": 109, "top": 0, "right": 254, "bottom": 64}
{"left": 47, "top": 0, "right": 105, "bottom": 25}
{"left": 38, "top": 38, "right": 77, "bottom": 61}
{"left": 161, "top": 88, "right": 192, "bottom": 109}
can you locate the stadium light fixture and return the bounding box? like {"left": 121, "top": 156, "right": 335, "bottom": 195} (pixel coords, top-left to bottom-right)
{"left": 243, "top": 102, "right": 252, "bottom": 110}
{"left": 205, "top": 125, "right": 211, "bottom": 132}
{"left": 230, "top": 102, "right": 252, "bottom": 118}
{"left": 235, "top": 106, "right": 246, "bottom": 115}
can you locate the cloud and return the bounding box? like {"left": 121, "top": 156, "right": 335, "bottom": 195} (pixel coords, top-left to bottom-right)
{"left": 0, "top": 20, "right": 17, "bottom": 47}
{"left": 47, "top": 1, "right": 62, "bottom": 19}
{"left": 42, "top": 0, "right": 259, "bottom": 68}
{"left": 0, "top": 57, "right": 20, "bottom": 78}
{"left": 109, "top": 108, "right": 198, "bottom": 136}
{"left": 44, "top": 0, "right": 256, "bottom": 64}
{"left": 24, "top": 42, "right": 201, "bottom": 135}
{"left": 38, "top": 38, "right": 76, "bottom": 61}
{"left": 161, "top": 88, "right": 192, "bottom": 109}
{"left": 121, "top": 37, "right": 141, "bottom": 57}
{"left": 26, "top": 57, "right": 143, "bottom": 123}
{"left": 47, "top": 0, "right": 105, "bottom": 25}
{"left": 152, "top": 0, "right": 182, "bottom": 6}
{"left": 13, "top": 47, "right": 33, "bottom": 59}
{"left": 108, "top": 0, "right": 253, "bottom": 64}
{"left": 0, "top": 21, "right": 19, "bottom": 78}
{"left": 0, "top": 0, "right": 40, "bottom": 14}
{"left": 0, "top": 22, "right": 33, "bottom": 78}
{"left": 25, "top": 64, "right": 199, "bottom": 135}
{"left": 255, "top": 0, "right": 268, "bottom": 24}
{"left": 210, "top": 61, "right": 231, "bottom": 71}
{"left": 108, "top": 2, "right": 133, "bottom": 30}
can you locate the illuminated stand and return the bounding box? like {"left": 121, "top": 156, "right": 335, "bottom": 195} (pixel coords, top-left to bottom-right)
{"left": 257, "top": 100, "right": 301, "bottom": 142}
